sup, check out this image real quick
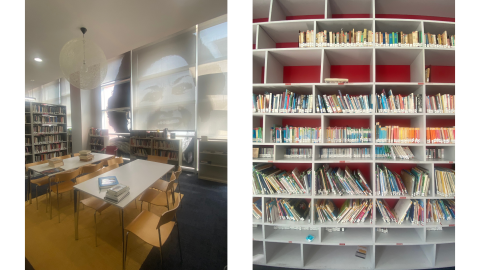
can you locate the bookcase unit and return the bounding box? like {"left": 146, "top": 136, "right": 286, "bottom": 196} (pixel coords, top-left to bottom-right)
{"left": 129, "top": 130, "right": 182, "bottom": 168}
{"left": 198, "top": 140, "right": 227, "bottom": 184}
{"left": 89, "top": 129, "right": 109, "bottom": 153}
{"left": 252, "top": 0, "right": 454, "bottom": 269}
{"left": 25, "top": 101, "right": 69, "bottom": 163}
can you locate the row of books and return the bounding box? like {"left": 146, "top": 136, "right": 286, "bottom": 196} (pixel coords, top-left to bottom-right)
{"left": 152, "top": 151, "right": 178, "bottom": 161}
{"left": 90, "top": 137, "right": 104, "bottom": 145}
{"left": 426, "top": 199, "right": 455, "bottom": 223}
{"left": 376, "top": 199, "right": 424, "bottom": 225}
{"left": 130, "top": 138, "right": 152, "bottom": 147}
{"left": 316, "top": 199, "right": 373, "bottom": 224}
{"left": 317, "top": 92, "right": 373, "bottom": 114}
{"left": 426, "top": 148, "right": 445, "bottom": 159}
{"left": 25, "top": 137, "right": 31, "bottom": 145}
{"left": 25, "top": 147, "right": 31, "bottom": 155}
{"left": 425, "top": 31, "right": 455, "bottom": 48}
{"left": 265, "top": 198, "right": 310, "bottom": 223}
{"left": 315, "top": 165, "right": 372, "bottom": 196}
{"left": 253, "top": 127, "right": 263, "bottom": 143}
{"left": 32, "top": 105, "right": 65, "bottom": 114}
{"left": 153, "top": 141, "right": 178, "bottom": 150}
{"left": 34, "top": 151, "right": 67, "bottom": 162}
{"left": 426, "top": 94, "right": 455, "bottom": 114}
{"left": 33, "top": 126, "right": 64, "bottom": 134}
{"left": 374, "top": 31, "right": 423, "bottom": 47}
{"left": 272, "top": 126, "right": 322, "bottom": 143}
{"left": 257, "top": 147, "right": 273, "bottom": 158}
{"left": 427, "top": 127, "right": 455, "bottom": 144}
{"left": 320, "top": 147, "right": 371, "bottom": 159}
{"left": 285, "top": 148, "right": 311, "bottom": 159}
{"left": 376, "top": 90, "right": 422, "bottom": 113}
{"left": 34, "top": 143, "right": 67, "bottom": 153}
{"left": 326, "top": 127, "right": 372, "bottom": 143}
{"left": 435, "top": 167, "right": 455, "bottom": 197}
{"left": 252, "top": 164, "right": 312, "bottom": 195}
{"left": 253, "top": 91, "right": 314, "bottom": 113}
{"left": 90, "top": 128, "right": 108, "bottom": 136}
{"left": 133, "top": 148, "right": 149, "bottom": 156}
{"left": 375, "top": 125, "right": 420, "bottom": 144}
{"left": 32, "top": 135, "right": 65, "bottom": 144}
{"left": 375, "top": 145, "right": 415, "bottom": 160}
{"left": 305, "top": 29, "right": 374, "bottom": 48}
{"left": 253, "top": 200, "right": 262, "bottom": 220}
{"left": 33, "top": 115, "right": 65, "bottom": 124}
{"left": 376, "top": 165, "right": 430, "bottom": 197}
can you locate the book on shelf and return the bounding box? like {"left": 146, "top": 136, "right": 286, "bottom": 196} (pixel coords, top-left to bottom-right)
{"left": 253, "top": 199, "right": 262, "bottom": 220}
{"left": 315, "top": 165, "right": 372, "bottom": 196}
{"left": 153, "top": 140, "right": 178, "bottom": 150}
{"left": 425, "top": 65, "right": 431, "bottom": 83}
{"left": 133, "top": 148, "right": 149, "bottom": 156}
{"left": 98, "top": 176, "right": 119, "bottom": 189}
{"left": 25, "top": 137, "right": 31, "bottom": 145}
{"left": 375, "top": 123, "right": 420, "bottom": 144}
{"left": 255, "top": 147, "right": 273, "bottom": 158}
{"left": 375, "top": 31, "right": 423, "bottom": 47}
{"left": 317, "top": 91, "right": 373, "bottom": 114}
{"left": 376, "top": 90, "right": 422, "bottom": 113}
{"left": 375, "top": 145, "right": 415, "bottom": 160}
{"left": 35, "top": 152, "right": 67, "bottom": 162}
{"left": 152, "top": 150, "right": 178, "bottom": 160}
{"left": 271, "top": 126, "right": 321, "bottom": 143}
{"left": 376, "top": 165, "right": 429, "bottom": 197}
{"left": 252, "top": 163, "right": 312, "bottom": 195}
{"left": 426, "top": 127, "right": 455, "bottom": 144}
{"left": 426, "top": 93, "right": 455, "bottom": 114}
{"left": 33, "top": 135, "right": 64, "bottom": 144}
{"left": 265, "top": 198, "right": 310, "bottom": 223}
{"left": 324, "top": 78, "right": 348, "bottom": 84}
{"left": 252, "top": 148, "right": 259, "bottom": 159}
{"left": 90, "top": 128, "right": 108, "bottom": 136}
{"left": 376, "top": 199, "right": 424, "bottom": 225}
{"left": 316, "top": 199, "right": 373, "bottom": 224}
{"left": 320, "top": 147, "right": 371, "bottom": 159}
{"left": 34, "top": 143, "right": 67, "bottom": 153}
{"left": 435, "top": 167, "right": 455, "bottom": 197}
{"left": 32, "top": 104, "right": 66, "bottom": 114}
{"left": 253, "top": 127, "right": 263, "bottom": 143}
{"left": 253, "top": 90, "right": 314, "bottom": 114}
{"left": 426, "top": 199, "right": 455, "bottom": 223}
{"left": 130, "top": 138, "right": 152, "bottom": 147}
{"left": 326, "top": 127, "right": 372, "bottom": 143}
{"left": 426, "top": 148, "right": 445, "bottom": 159}
{"left": 312, "top": 28, "right": 373, "bottom": 48}
{"left": 425, "top": 31, "right": 455, "bottom": 48}
{"left": 33, "top": 126, "right": 64, "bottom": 134}
{"left": 284, "top": 147, "right": 311, "bottom": 159}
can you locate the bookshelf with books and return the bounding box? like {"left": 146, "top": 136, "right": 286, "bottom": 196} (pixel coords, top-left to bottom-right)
{"left": 252, "top": 0, "right": 454, "bottom": 268}
{"left": 89, "top": 128, "right": 109, "bottom": 153}
{"left": 129, "top": 130, "right": 183, "bottom": 168}
{"left": 199, "top": 140, "right": 227, "bottom": 184}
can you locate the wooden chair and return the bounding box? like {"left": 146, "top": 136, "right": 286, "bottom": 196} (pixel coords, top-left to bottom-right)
{"left": 151, "top": 167, "right": 182, "bottom": 194}
{"left": 107, "top": 157, "right": 124, "bottom": 166}
{"left": 75, "top": 164, "right": 121, "bottom": 247}
{"left": 26, "top": 160, "right": 49, "bottom": 209}
{"left": 73, "top": 153, "right": 80, "bottom": 157}
{"left": 147, "top": 155, "right": 168, "bottom": 164}
{"left": 60, "top": 154, "right": 72, "bottom": 159}
{"left": 138, "top": 176, "right": 176, "bottom": 211}
{"left": 49, "top": 167, "right": 83, "bottom": 222}
{"left": 81, "top": 160, "right": 106, "bottom": 175}
{"left": 124, "top": 194, "right": 182, "bottom": 267}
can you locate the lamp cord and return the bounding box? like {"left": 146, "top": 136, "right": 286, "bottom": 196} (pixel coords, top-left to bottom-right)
{"left": 83, "top": 33, "right": 86, "bottom": 66}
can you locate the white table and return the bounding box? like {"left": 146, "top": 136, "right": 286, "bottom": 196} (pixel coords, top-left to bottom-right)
{"left": 73, "top": 159, "right": 174, "bottom": 270}
{"left": 27, "top": 153, "right": 114, "bottom": 219}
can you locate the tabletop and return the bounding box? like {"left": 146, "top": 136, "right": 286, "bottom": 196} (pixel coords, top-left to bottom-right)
{"left": 74, "top": 159, "right": 174, "bottom": 209}
{"left": 29, "top": 153, "right": 114, "bottom": 175}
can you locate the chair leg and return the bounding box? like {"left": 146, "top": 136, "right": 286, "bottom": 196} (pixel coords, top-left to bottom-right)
{"left": 46, "top": 190, "right": 48, "bottom": 213}
{"left": 57, "top": 191, "right": 60, "bottom": 223}
{"left": 140, "top": 201, "right": 143, "bottom": 211}
{"left": 118, "top": 209, "right": 121, "bottom": 225}
{"left": 35, "top": 186, "right": 39, "bottom": 210}
{"left": 94, "top": 211, "right": 97, "bottom": 247}
{"left": 124, "top": 231, "right": 129, "bottom": 266}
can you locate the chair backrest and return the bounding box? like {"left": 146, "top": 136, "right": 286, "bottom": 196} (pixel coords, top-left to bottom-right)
{"left": 81, "top": 160, "right": 106, "bottom": 175}
{"left": 157, "top": 197, "right": 181, "bottom": 229}
{"left": 105, "top": 146, "right": 118, "bottom": 155}
{"left": 25, "top": 160, "right": 49, "bottom": 172}
{"left": 107, "top": 157, "right": 123, "bottom": 166}
{"left": 147, "top": 155, "right": 169, "bottom": 164}
{"left": 60, "top": 154, "right": 72, "bottom": 159}
{"left": 73, "top": 153, "right": 80, "bottom": 157}
{"left": 76, "top": 164, "right": 119, "bottom": 184}
{"left": 53, "top": 167, "right": 83, "bottom": 184}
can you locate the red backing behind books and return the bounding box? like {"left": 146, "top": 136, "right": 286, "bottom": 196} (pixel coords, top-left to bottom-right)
{"left": 376, "top": 65, "right": 411, "bottom": 82}
{"left": 376, "top": 119, "right": 411, "bottom": 127}
{"left": 330, "top": 65, "right": 371, "bottom": 83}
{"left": 276, "top": 42, "right": 299, "bottom": 48}
{"left": 282, "top": 118, "right": 321, "bottom": 128}
{"left": 283, "top": 66, "right": 321, "bottom": 83}
{"left": 286, "top": 15, "right": 325, "bottom": 20}
{"left": 429, "top": 66, "right": 455, "bottom": 83}
{"left": 253, "top": 18, "right": 269, "bottom": 23}
{"left": 328, "top": 118, "right": 370, "bottom": 129}
{"left": 376, "top": 14, "right": 454, "bottom": 22}
{"left": 426, "top": 119, "right": 455, "bottom": 128}
{"left": 332, "top": 14, "right": 371, "bottom": 19}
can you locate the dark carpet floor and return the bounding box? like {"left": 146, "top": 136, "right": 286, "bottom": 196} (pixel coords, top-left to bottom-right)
{"left": 25, "top": 160, "right": 228, "bottom": 270}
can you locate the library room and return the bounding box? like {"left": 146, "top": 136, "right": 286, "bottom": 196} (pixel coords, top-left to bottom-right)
{"left": 23, "top": 1, "right": 227, "bottom": 270}
{"left": 252, "top": 0, "right": 455, "bottom": 269}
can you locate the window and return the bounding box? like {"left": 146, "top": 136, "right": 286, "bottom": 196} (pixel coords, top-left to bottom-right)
{"left": 101, "top": 81, "right": 131, "bottom": 134}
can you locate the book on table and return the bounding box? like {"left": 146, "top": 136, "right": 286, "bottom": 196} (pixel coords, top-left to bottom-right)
{"left": 98, "top": 176, "right": 119, "bottom": 189}
{"left": 104, "top": 184, "right": 130, "bottom": 203}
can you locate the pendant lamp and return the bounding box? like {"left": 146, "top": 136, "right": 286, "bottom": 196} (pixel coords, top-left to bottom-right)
{"left": 59, "top": 27, "right": 107, "bottom": 90}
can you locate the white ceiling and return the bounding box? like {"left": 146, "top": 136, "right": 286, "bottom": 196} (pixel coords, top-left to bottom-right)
{"left": 25, "top": 0, "right": 227, "bottom": 91}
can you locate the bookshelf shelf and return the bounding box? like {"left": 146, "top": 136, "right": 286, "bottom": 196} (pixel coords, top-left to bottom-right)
{"left": 129, "top": 130, "right": 183, "bottom": 168}
{"left": 253, "top": 1, "right": 455, "bottom": 268}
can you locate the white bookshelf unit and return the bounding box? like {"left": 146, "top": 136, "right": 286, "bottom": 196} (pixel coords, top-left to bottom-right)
{"left": 252, "top": 0, "right": 454, "bottom": 269}
{"left": 129, "top": 130, "right": 182, "bottom": 168}
{"left": 198, "top": 140, "right": 227, "bottom": 184}
{"left": 26, "top": 101, "right": 69, "bottom": 163}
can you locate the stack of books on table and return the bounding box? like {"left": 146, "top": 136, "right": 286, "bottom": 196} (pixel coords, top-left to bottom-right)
{"left": 104, "top": 184, "right": 130, "bottom": 204}
{"left": 48, "top": 157, "right": 64, "bottom": 168}
{"left": 79, "top": 150, "right": 93, "bottom": 161}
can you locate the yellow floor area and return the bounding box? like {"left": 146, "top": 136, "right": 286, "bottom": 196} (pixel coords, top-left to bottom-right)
{"left": 25, "top": 192, "right": 177, "bottom": 270}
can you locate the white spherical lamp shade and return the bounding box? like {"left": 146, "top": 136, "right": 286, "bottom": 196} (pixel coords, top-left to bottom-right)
{"left": 59, "top": 37, "right": 107, "bottom": 90}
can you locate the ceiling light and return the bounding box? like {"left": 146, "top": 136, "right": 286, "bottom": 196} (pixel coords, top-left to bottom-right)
{"left": 34, "top": 58, "right": 42, "bottom": 62}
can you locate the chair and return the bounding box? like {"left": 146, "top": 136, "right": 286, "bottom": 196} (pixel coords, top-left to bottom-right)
{"left": 49, "top": 167, "right": 83, "bottom": 222}
{"left": 124, "top": 193, "right": 182, "bottom": 267}
{"left": 60, "top": 154, "right": 72, "bottom": 159}
{"left": 147, "top": 155, "right": 168, "bottom": 164}
{"left": 100, "top": 146, "right": 118, "bottom": 156}
{"left": 151, "top": 167, "right": 182, "bottom": 194}
{"left": 138, "top": 175, "right": 176, "bottom": 211}
{"left": 81, "top": 160, "right": 106, "bottom": 175}
{"left": 107, "top": 157, "right": 124, "bottom": 166}
{"left": 73, "top": 153, "right": 80, "bottom": 157}
{"left": 26, "top": 160, "right": 50, "bottom": 209}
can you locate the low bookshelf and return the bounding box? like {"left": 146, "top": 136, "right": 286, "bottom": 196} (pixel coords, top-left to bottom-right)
{"left": 129, "top": 130, "right": 182, "bottom": 168}
{"left": 89, "top": 128, "right": 109, "bottom": 153}
{"left": 198, "top": 140, "right": 227, "bottom": 184}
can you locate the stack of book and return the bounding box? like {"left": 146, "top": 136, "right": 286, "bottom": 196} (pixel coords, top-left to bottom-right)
{"left": 320, "top": 147, "right": 371, "bottom": 159}
{"left": 104, "top": 184, "right": 130, "bottom": 204}
{"left": 376, "top": 165, "right": 430, "bottom": 197}
{"left": 375, "top": 124, "right": 420, "bottom": 144}
{"left": 317, "top": 91, "right": 373, "bottom": 113}
{"left": 376, "top": 199, "right": 424, "bottom": 225}
{"left": 253, "top": 91, "right": 314, "bottom": 113}
{"left": 427, "top": 127, "right": 455, "bottom": 144}
{"left": 316, "top": 199, "right": 373, "bottom": 224}
{"left": 426, "top": 199, "right": 455, "bottom": 223}
{"left": 425, "top": 31, "right": 455, "bottom": 48}
{"left": 253, "top": 127, "right": 263, "bottom": 143}
{"left": 265, "top": 198, "right": 310, "bottom": 223}
{"left": 252, "top": 164, "right": 312, "bottom": 195}
{"left": 326, "top": 127, "right": 372, "bottom": 143}
{"left": 315, "top": 165, "right": 372, "bottom": 196}
{"left": 271, "top": 126, "right": 321, "bottom": 144}
{"left": 314, "top": 29, "right": 373, "bottom": 47}
{"left": 426, "top": 94, "right": 455, "bottom": 114}
{"left": 375, "top": 31, "right": 423, "bottom": 47}
{"left": 434, "top": 167, "right": 455, "bottom": 197}
{"left": 48, "top": 157, "right": 64, "bottom": 168}
{"left": 376, "top": 90, "right": 422, "bottom": 113}
{"left": 375, "top": 145, "right": 415, "bottom": 160}
{"left": 426, "top": 148, "right": 445, "bottom": 159}
{"left": 79, "top": 150, "right": 94, "bottom": 161}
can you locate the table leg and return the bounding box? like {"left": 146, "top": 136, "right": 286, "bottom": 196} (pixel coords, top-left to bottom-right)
{"left": 28, "top": 170, "right": 32, "bottom": 204}
{"left": 49, "top": 176, "right": 53, "bottom": 220}
{"left": 121, "top": 209, "right": 125, "bottom": 270}
{"left": 74, "top": 189, "right": 79, "bottom": 240}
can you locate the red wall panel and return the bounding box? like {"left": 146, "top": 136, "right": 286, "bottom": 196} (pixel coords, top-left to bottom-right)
{"left": 276, "top": 42, "right": 299, "bottom": 48}
{"left": 283, "top": 66, "right": 321, "bottom": 83}
{"left": 286, "top": 15, "right": 324, "bottom": 20}
{"left": 253, "top": 18, "right": 269, "bottom": 23}
{"left": 376, "top": 14, "right": 454, "bottom": 22}
{"left": 330, "top": 65, "right": 371, "bottom": 83}
{"left": 332, "top": 14, "right": 371, "bottom": 18}
{"left": 328, "top": 118, "right": 370, "bottom": 129}
{"left": 429, "top": 66, "right": 455, "bottom": 83}
{"left": 426, "top": 119, "right": 455, "bottom": 128}
{"left": 376, "top": 65, "right": 411, "bottom": 82}
{"left": 282, "top": 118, "right": 322, "bottom": 128}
